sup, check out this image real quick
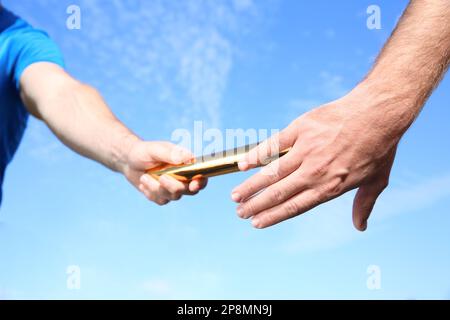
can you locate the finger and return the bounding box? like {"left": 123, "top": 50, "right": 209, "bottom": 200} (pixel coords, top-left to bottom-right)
{"left": 138, "top": 182, "right": 169, "bottom": 206}
{"left": 352, "top": 180, "right": 387, "bottom": 231}
{"left": 159, "top": 175, "right": 189, "bottom": 200}
{"left": 188, "top": 177, "right": 208, "bottom": 193}
{"left": 146, "top": 141, "right": 194, "bottom": 165}
{"left": 251, "top": 188, "right": 326, "bottom": 229}
{"left": 237, "top": 169, "right": 307, "bottom": 219}
{"left": 238, "top": 125, "right": 297, "bottom": 171}
{"left": 140, "top": 174, "right": 172, "bottom": 201}
{"left": 231, "top": 146, "right": 303, "bottom": 203}
{"left": 353, "top": 145, "right": 396, "bottom": 231}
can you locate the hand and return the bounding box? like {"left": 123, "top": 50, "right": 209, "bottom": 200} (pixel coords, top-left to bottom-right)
{"left": 231, "top": 83, "right": 408, "bottom": 230}
{"left": 123, "top": 140, "right": 207, "bottom": 205}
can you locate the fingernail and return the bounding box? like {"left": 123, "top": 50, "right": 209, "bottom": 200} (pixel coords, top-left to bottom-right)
{"left": 183, "top": 153, "right": 195, "bottom": 164}
{"left": 252, "top": 218, "right": 261, "bottom": 228}
{"left": 236, "top": 206, "right": 244, "bottom": 218}
{"left": 361, "top": 220, "right": 368, "bottom": 231}
{"left": 238, "top": 161, "right": 248, "bottom": 171}
{"left": 231, "top": 192, "right": 241, "bottom": 202}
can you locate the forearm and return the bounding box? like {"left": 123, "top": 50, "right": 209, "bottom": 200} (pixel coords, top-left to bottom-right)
{"left": 21, "top": 65, "right": 140, "bottom": 173}
{"left": 43, "top": 82, "right": 139, "bottom": 173}
{"left": 355, "top": 0, "right": 450, "bottom": 136}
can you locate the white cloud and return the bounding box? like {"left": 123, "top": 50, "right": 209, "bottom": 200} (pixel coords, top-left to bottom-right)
{"left": 24, "top": 118, "right": 73, "bottom": 163}
{"left": 288, "top": 71, "right": 349, "bottom": 118}
{"left": 178, "top": 29, "right": 232, "bottom": 127}
{"left": 5, "top": 0, "right": 261, "bottom": 126}
{"left": 289, "top": 71, "right": 349, "bottom": 111}
{"left": 32, "top": 0, "right": 258, "bottom": 128}
{"left": 4, "top": 0, "right": 264, "bottom": 164}
{"left": 319, "top": 71, "right": 349, "bottom": 98}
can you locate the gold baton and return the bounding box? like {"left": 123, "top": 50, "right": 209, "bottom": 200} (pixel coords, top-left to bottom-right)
{"left": 147, "top": 143, "right": 291, "bottom": 182}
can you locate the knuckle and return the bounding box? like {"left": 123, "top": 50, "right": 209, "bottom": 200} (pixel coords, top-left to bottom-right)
{"left": 261, "top": 162, "right": 280, "bottom": 179}
{"left": 265, "top": 138, "right": 276, "bottom": 156}
{"left": 143, "top": 191, "right": 154, "bottom": 202}
{"left": 284, "top": 200, "right": 299, "bottom": 217}
{"left": 174, "top": 193, "right": 182, "bottom": 200}
{"left": 247, "top": 150, "right": 259, "bottom": 167}
{"left": 326, "top": 180, "right": 344, "bottom": 197}
{"left": 170, "top": 192, "right": 182, "bottom": 200}
{"left": 270, "top": 188, "right": 284, "bottom": 203}
{"left": 266, "top": 167, "right": 282, "bottom": 184}
{"left": 309, "top": 165, "right": 327, "bottom": 178}
{"left": 266, "top": 212, "right": 282, "bottom": 227}
{"left": 243, "top": 200, "right": 257, "bottom": 216}
{"left": 314, "top": 186, "right": 329, "bottom": 203}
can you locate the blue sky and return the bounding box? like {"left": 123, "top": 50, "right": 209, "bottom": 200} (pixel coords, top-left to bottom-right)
{"left": 1, "top": 0, "right": 450, "bottom": 299}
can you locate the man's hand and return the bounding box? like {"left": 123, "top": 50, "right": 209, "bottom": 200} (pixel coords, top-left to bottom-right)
{"left": 231, "top": 85, "right": 400, "bottom": 230}
{"left": 232, "top": 0, "right": 450, "bottom": 230}
{"left": 123, "top": 140, "right": 207, "bottom": 205}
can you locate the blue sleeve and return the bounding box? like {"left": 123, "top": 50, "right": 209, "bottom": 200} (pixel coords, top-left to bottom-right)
{"left": 7, "top": 23, "right": 65, "bottom": 90}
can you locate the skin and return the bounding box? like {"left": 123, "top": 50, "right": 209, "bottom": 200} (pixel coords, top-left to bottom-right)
{"left": 232, "top": 0, "right": 450, "bottom": 230}
{"left": 19, "top": 62, "right": 207, "bottom": 205}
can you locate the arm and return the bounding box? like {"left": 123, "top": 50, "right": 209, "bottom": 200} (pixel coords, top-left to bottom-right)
{"left": 20, "top": 62, "right": 207, "bottom": 205}
{"left": 232, "top": 0, "right": 450, "bottom": 229}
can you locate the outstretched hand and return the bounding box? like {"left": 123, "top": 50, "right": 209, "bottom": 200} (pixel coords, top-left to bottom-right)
{"left": 231, "top": 86, "right": 403, "bottom": 230}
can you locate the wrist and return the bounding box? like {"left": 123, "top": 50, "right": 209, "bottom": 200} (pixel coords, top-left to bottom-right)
{"left": 112, "top": 132, "right": 141, "bottom": 175}
{"left": 346, "top": 77, "right": 424, "bottom": 139}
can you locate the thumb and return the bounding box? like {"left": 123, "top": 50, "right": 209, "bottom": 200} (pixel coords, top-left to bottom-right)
{"left": 352, "top": 180, "right": 388, "bottom": 231}
{"left": 146, "top": 141, "right": 193, "bottom": 165}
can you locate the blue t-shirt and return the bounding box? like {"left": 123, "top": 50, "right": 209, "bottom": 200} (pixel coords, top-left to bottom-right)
{"left": 0, "top": 8, "right": 64, "bottom": 206}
